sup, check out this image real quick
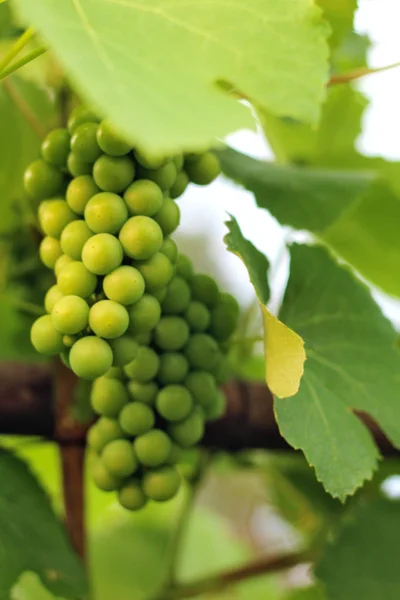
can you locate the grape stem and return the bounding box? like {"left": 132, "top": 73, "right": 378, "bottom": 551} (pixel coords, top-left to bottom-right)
{"left": 0, "top": 26, "right": 36, "bottom": 74}
{"left": 0, "top": 46, "right": 48, "bottom": 81}
{"left": 3, "top": 77, "right": 47, "bottom": 138}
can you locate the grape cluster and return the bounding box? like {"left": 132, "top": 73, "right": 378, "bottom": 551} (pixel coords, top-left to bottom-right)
{"left": 25, "top": 105, "right": 239, "bottom": 509}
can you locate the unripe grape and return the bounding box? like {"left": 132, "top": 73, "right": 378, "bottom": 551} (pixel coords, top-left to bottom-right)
{"left": 185, "top": 152, "right": 220, "bottom": 185}
{"left": 137, "top": 161, "right": 177, "bottom": 191}
{"left": 95, "top": 416, "right": 125, "bottom": 450}
{"left": 136, "top": 252, "right": 174, "bottom": 292}
{"left": 191, "top": 274, "right": 219, "bottom": 307}
{"left": 39, "top": 199, "right": 76, "bottom": 238}
{"left": 153, "top": 198, "right": 180, "bottom": 236}
{"left": 153, "top": 287, "right": 167, "bottom": 303}
{"left": 185, "top": 333, "right": 221, "bottom": 371}
{"left": 185, "top": 371, "right": 218, "bottom": 408}
{"left": 184, "top": 301, "right": 210, "bottom": 332}
{"left": 84, "top": 192, "right": 128, "bottom": 234}
{"left": 123, "top": 180, "right": 163, "bottom": 216}
{"left": 71, "top": 122, "right": 102, "bottom": 163}
{"left": 104, "top": 366, "right": 125, "bottom": 379}
{"left": 92, "top": 458, "right": 121, "bottom": 492}
{"left": 63, "top": 334, "right": 78, "bottom": 348}
{"left": 119, "top": 402, "right": 155, "bottom": 436}
{"left": 133, "top": 331, "right": 152, "bottom": 346}
{"left": 176, "top": 254, "right": 194, "bottom": 281}
{"left": 39, "top": 236, "right": 62, "bottom": 269}
{"left": 128, "top": 294, "right": 161, "bottom": 333}
{"left": 119, "top": 216, "right": 163, "bottom": 260}
{"left": 134, "top": 429, "right": 172, "bottom": 467}
{"left": 169, "top": 406, "right": 205, "bottom": 447}
{"left": 67, "top": 152, "right": 92, "bottom": 177}
{"left": 69, "top": 336, "right": 113, "bottom": 379}
{"left": 166, "top": 443, "right": 183, "bottom": 465}
{"left": 52, "top": 295, "right": 89, "bottom": 334}
{"left": 124, "top": 346, "right": 160, "bottom": 382}
{"left": 142, "top": 466, "right": 181, "bottom": 501}
{"left": 60, "top": 349, "right": 71, "bottom": 368}
{"left": 162, "top": 276, "right": 191, "bottom": 314}
{"left": 66, "top": 175, "right": 100, "bottom": 214}
{"left": 24, "top": 159, "right": 64, "bottom": 201}
{"left": 93, "top": 154, "right": 135, "bottom": 193}
{"left": 108, "top": 335, "right": 139, "bottom": 367}
{"left": 87, "top": 422, "right": 104, "bottom": 453}
{"left": 60, "top": 220, "right": 93, "bottom": 260}
{"left": 160, "top": 238, "right": 178, "bottom": 263}
{"left": 209, "top": 303, "right": 237, "bottom": 341}
{"left": 67, "top": 106, "right": 99, "bottom": 133}
{"left": 82, "top": 233, "right": 123, "bottom": 275}
{"left": 54, "top": 254, "right": 74, "bottom": 277}
{"left": 154, "top": 317, "right": 189, "bottom": 351}
{"left": 103, "top": 265, "right": 145, "bottom": 305}
{"left": 134, "top": 149, "right": 168, "bottom": 170}
{"left": 173, "top": 154, "right": 184, "bottom": 171}
{"left": 41, "top": 128, "right": 70, "bottom": 167}
{"left": 156, "top": 385, "right": 192, "bottom": 421}
{"left": 91, "top": 376, "right": 129, "bottom": 417}
{"left": 44, "top": 284, "right": 63, "bottom": 313}
{"left": 30, "top": 315, "right": 65, "bottom": 355}
{"left": 170, "top": 171, "right": 189, "bottom": 199}
{"left": 102, "top": 439, "right": 138, "bottom": 477}
{"left": 219, "top": 292, "right": 240, "bottom": 319}
{"left": 97, "top": 119, "right": 132, "bottom": 156}
{"left": 118, "top": 480, "right": 147, "bottom": 510}
{"left": 57, "top": 260, "right": 97, "bottom": 297}
{"left": 89, "top": 299, "right": 129, "bottom": 339}
{"left": 158, "top": 353, "right": 189, "bottom": 384}
{"left": 127, "top": 381, "right": 158, "bottom": 405}
{"left": 204, "top": 390, "right": 227, "bottom": 420}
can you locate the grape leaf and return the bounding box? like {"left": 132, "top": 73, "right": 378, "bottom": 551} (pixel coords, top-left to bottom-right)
{"left": 0, "top": 448, "right": 86, "bottom": 599}
{"left": 275, "top": 244, "right": 400, "bottom": 499}
{"left": 316, "top": 499, "right": 400, "bottom": 600}
{"left": 16, "top": 0, "right": 329, "bottom": 155}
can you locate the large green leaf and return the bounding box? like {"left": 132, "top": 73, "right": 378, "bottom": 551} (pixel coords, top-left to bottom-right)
{"left": 275, "top": 245, "right": 400, "bottom": 499}
{"left": 316, "top": 499, "right": 400, "bottom": 600}
{"left": 0, "top": 448, "right": 86, "bottom": 599}
{"left": 17, "top": 0, "right": 329, "bottom": 155}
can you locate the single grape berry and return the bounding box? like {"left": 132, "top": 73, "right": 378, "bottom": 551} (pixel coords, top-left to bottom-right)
{"left": 123, "top": 180, "right": 163, "bottom": 216}
{"left": 60, "top": 220, "right": 93, "bottom": 260}
{"left": 104, "top": 366, "right": 125, "bottom": 379}
{"left": 91, "top": 376, "right": 129, "bottom": 417}
{"left": 185, "top": 371, "right": 218, "bottom": 408}
{"left": 170, "top": 171, "right": 189, "bottom": 199}
{"left": 44, "top": 285, "right": 64, "bottom": 314}
{"left": 162, "top": 276, "right": 191, "bottom": 315}
{"left": 185, "top": 152, "right": 220, "bottom": 185}
{"left": 133, "top": 331, "right": 153, "bottom": 346}
{"left": 184, "top": 301, "right": 210, "bottom": 332}
{"left": 63, "top": 334, "right": 78, "bottom": 348}
{"left": 157, "top": 353, "right": 189, "bottom": 384}
{"left": 82, "top": 233, "right": 124, "bottom": 275}
{"left": 136, "top": 252, "right": 174, "bottom": 292}
{"left": 191, "top": 274, "right": 219, "bottom": 307}
{"left": 41, "top": 128, "right": 70, "bottom": 167}
{"left": 124, "top": 346, "right": 160, "bottom": 382}
{"left": 153, "top": 198, "right": 180, "bottom": 236}
{"left": 134, "top": 149, "right": 167, "bottom": 170}
{"left": 97, "top": 120, "right": 132, "bottom": 156}
{"left": 39, "top": 236, "right": 62, "bottom": 269}
{"left": 204, "top": 389, "right": 227, "bottom": 420}
{"left": 84, "top": 192, "right": 128, "bottom": 234}
{"left": 169, "top": 406, "right": 205, "bottom": 447}
{"left": 92, "top": 416, "right": 125, "bottom": 451}
{"left": 173, "top": 154, "right": 184, "bottom": 171}
{"left": 142, "top": 466, "right": 181, "bottom": 502}
{"left": 70, "top": 122, "right": 102, "bottom": 163}
{"left": 119, "top": 216, "right": 163, "bottom": 260}
{"left": 39, "top": 199, "right": 76, "bottom": 239}
{"left": 67, "top": 152, "right": 92, "bottom": 177}
{"left": 52, "top": 295, "right": 89, "bottom": 334}
{"left": 127, "top": 381, "right": 158, "bottom": 405}
{"left": 118, "top": 480, "right": 147, "bottom": 511}
{"left": 66, "top": 175, "right": 100, "bottom": 214}
{"left": 137, "top": 161, "right": 177, "bottom": 191}
{"left": 89, "top": 300, "right": 129, "bottom": 339}
{"left": 128, "top": 294, "right": 161, "bottom": 333}
{"left": 209, "top": 303, "right": 238, "bottom": 341}
{"left": 92, "top": 458, "right": 121, "bottom": 492}
{"left": 30, "top": 315, "right": 65, "bottom": 355}
{"left": 103, "top": 265, "right": 145, "bottom": 306}
{"left": 153, "top": 287, "right": 167, "bottom": 303}
{"left": 185, "top": 333, "right": 221, "bottom": 371}
{"left": 57, "top": 261, "right": 97, "bottom": 298}
{"left": 69, "top": 336, "right": 113, "bottom": 379}
{"left": 108, "top": 335, "right": 139, "bottom": 367}
{"left": 134, "top": 429, "right": 172, "bottom": 467}
{"left": 119, "top": 402, "right": 155, "bottom": 436}
{"left": 67, "top": 106, "right": 99, "bottom": 133}
{"left": 160, "top": 238, "right": 178, "bottom": 263}
{"left": 93, "top": 154, "right": 135, "bottom": 193}
{"left": 176, "top": 254, "right": 194, "bottom": 281}
{"left": 102, "top": 439, "right": 138, "bottom": 478}
{"left": 54, "top": 254, "right": 74, "bottom": 277}
{"left": 154, "top": 317, "right": 189, "bottom": 351}
{"left": 24, "top": 159, "right": 64, "bottom": 201}
{"left": 156, "top": 385, "right": 193, "bottom": 421}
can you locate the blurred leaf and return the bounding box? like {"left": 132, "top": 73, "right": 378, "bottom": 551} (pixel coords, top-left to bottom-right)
{"left": 0, "top": 448, "right": 86, "bottom": 599}
{"left": 316, "top": 499, "right": 400, "bottom": 600}
{"left": 275, "top": 244, "right": 400, "bottom": 499}
{"left": 12, "top": 572, "right": 67, "bottom": 600}
{"left": 285, "top": 586, "right": 326, "bottom": 600}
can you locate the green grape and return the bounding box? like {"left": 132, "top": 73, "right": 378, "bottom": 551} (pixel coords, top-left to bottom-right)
{"left": 191, "top": 274, "right": 219, "bottom": 307}
{"left": 39, "top": 236, "right": 62, "bottom": 269}
{"left": 169, "top": 406, "right": 205, "bottom": 447}
{"left": 204, "top": 389, "right": 227, "bottom": 420}
{"left": 173, "top": 154, "right": 184, "bottom": 171}
{"left": 127, "top": 381, "right": 158, "bottom": 405}
{"left": 176, "top": 254, "right": 194, "bottom": 281}
{"left": 134, "top": 149, "right": 168, "bottom": 170}
{"left": 118, "top": 480, "right": 147, "bottom": 510}
{"left": 84, "top": 192, "right": 128, "bottom": 234}
{"left": 185, "top": 371, "right": 218, "bottom": 408}
{"left": 69, "top": 336, "right": 113, "bottom": 379}
{"left": 70, "top": 122, "right": 102, "bottom": 162}
{"left": 82, "top": 233, "right": 123, "bottom": 275}
{"left": 67, "top": 152, "right": 92, "bottom": 177}
{"left": 209, "top": 303, "right": 238, "bottom": 341}
{"left": 153, "top": 287, "right": 167, "bottom": 303}
{"left": 170, "top": 171, "right": 189, "bottom": 199}
{"left": 41, "top": 128, "right": 70, "bottom": 167}
{"left": 142, "top": 466, "right": 181, "bottom": 501}
{"left": 137, "top": 161, "right": 177, "bottom": 191}
{"left": 124, "top": 346, "right": 160, "bottom": 382}
{"left": 185, "top": 333, "right": 221, "bottom": 371}
{"left": 154, "top": 317, "right": 189, "bottom": 351}
{"left": 166, "top": 442, "right": 183, "bottom": 465}
{"left": 102, "top": 439, "right": 138, "bottom": 477}
{"left": 104, "top": 366, "right": 125, "bottom": 379}
{"left": 67, "top": 106, "right": 99, "bottom": 133}
{"left": 136, "top": 252, "right": 173, "bottom": 292}
{"left": 156, "top": 385, "right": 192, "bottom": 421}
{"left": 63, "top": 334, "right": 78, "bottom": 348}
{"left": 119, "top": 216, "right": 163, "bottom": 260}
{"left": 133, "top": 331, "right": 152, "bottom": 346}
{"left": 93, "top": 154, "right": 135, "bottom": 193}
{"left": 66, "top": 175, "right": 100, "bottom": 214}
{"left": 160, "top": 238, "right": 178, "bottom": 263}
{"left": 52, "top": 295, "right": 89, "bottom": 334}
{"left": 30, "top": 315, "right": 64, "bottom": 355}
{"left": 158, "top": 353, "right": 189, "bottom": 384}
{"left": 134, "top": 429, "right": 172, "bottom": 467}
{"left": 39, "top": 199, "right": 75, "bottom": 238}
{"left": 54, "top": 254, "right": 74, "bottom": 277}
{"left": 119, "top": 402, "right": 155, "bottom": 436}
{"left": 184, "top": 301, "right": 210, "bottom": 332}
{"left": 219, "top": 292, "right": 240, "bottom": 319}
{"left": 60, "top": 349, "right": 71, "bottom": 368}
{"left": 60, "top": 220, "right": 93, "bottom": 260}
{"left": 123, "top": 180, "right": 163, "bottom": 216}
{"left": 127, "top": 294, "right": 161, "bottom": 333}
{"left": 108, "top": 335, "right": 139, "bottom": 366}
{"left": 57, "top": 260, "right": 97, "bottom": 297}
{"left": 24, "top": 159, "right": 64, "bottom": 201}
{"left": 92, "top": 458, "right": 121, "bottom": 492}
{"left": 44, "top": 284, "right": 63, "bottom": 313}
{"left": 87, "top": 422, "right": 104, "bottom": 453}
{"left": 162, "top": 276, "right": 191, "bottom": 315}
{"left": 97, "top": 119, "right": 132, "bottom": 156}
{"left": 185, "top": 152, "right": 220, "bottom": 185}
{"left": 89, "top": 299, "right": 129, "bottom": 339}
{"left": 103, "top": 265, "right": 145, "bottom": 305}
{"left": 153, "top": 198, "right": 180, "bottom": 236}
{"left": 95, "top": 416, "right": 125, "bottom": 450}
{"left": 91, "top": 376, "right": 129, "bottom": 417}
